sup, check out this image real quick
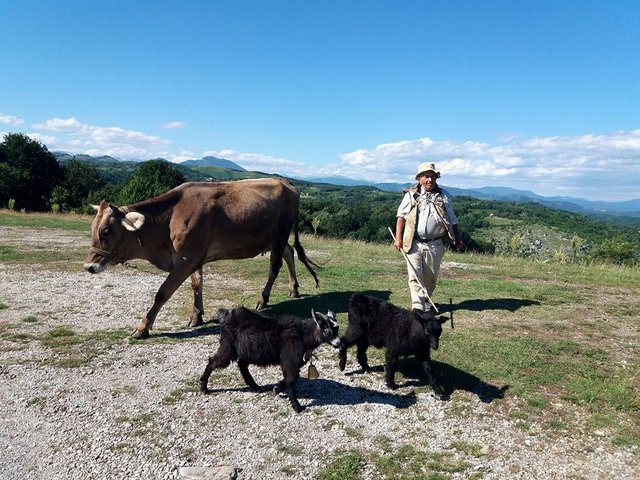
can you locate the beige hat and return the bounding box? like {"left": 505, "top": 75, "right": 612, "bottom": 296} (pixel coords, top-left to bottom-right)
{"left": 415, "top": 162, "right": 441, "bottom": 179}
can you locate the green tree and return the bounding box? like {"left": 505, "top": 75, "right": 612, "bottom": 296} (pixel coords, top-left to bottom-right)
{"left": 116, "top": 159, "right": 186, "bottom": 205}
{"left": 589, "top": 237, "right": 638, "bottom": 266}
{"left": 0, "top": 133, "right": 64, "bottom": 211}
{"left": 63, "top": 158, "right": 106, "bottom": 209}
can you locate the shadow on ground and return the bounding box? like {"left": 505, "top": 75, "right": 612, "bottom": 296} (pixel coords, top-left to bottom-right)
{"left": 341, "top": 358, "right": 508, "bottom": 404}
{"left": 204, "top": 377, "right": 418, "bottom": 410}
{"left": 261, "top": 289, "right": 393, "bottom": 317}
{"left": 445, "top": 298, "right": 540, "bottom": 313}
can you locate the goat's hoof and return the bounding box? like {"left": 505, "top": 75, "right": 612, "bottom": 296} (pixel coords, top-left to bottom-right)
{"left": 200, "top": 386, "right": 211, "bottom": 395}
{"left": 292, "top": 404, "right": 304, "bottom": 413}
{"left": 131, "top": 328, "right": 150, "bottom": 340}
{"left": 338, "top": 358, "right": 346, "bottom": 371}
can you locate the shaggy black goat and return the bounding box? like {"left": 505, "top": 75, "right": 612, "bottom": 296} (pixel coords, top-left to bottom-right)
{"left": 338, "top": 294, "right": 449, "bottom": 398}
{"left": 200, "top": 307, "right": 341, "bottom": 412}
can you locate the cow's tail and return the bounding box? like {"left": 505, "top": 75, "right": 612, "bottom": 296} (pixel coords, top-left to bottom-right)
{"left": 292, "top": 216, "right": 320, "bottom": 287}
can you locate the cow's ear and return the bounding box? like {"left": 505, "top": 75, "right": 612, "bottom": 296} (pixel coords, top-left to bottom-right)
{"left": 122, "top": 211, "right": 145, "bottom": 231}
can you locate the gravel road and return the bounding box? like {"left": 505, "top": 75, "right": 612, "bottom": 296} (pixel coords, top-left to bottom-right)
{"left": 0, "top": 226, "right": 637, "bottom": 479}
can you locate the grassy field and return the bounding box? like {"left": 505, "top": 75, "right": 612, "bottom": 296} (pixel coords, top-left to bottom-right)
{"left": 1, "top": 210, "right": 639, "bottom": 476}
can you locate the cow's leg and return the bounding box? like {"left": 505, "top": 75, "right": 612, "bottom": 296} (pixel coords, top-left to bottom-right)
{"left": 418, "top": 352, "right": 445, "bottom": 398}
{"left": 385, "top": 350, "right": 399, "bottom": 390}
{"left": 188, "top": 268, "right": 204, "bottom": 327}
{"left": 238, "top": 359, "right": 262, "bottom": 392}
{"left": 132, "top": 264, "right": 196, "bottom": 339}
{"left": 281, "top": 244, "right": 300, "bottom": 298}
{"left": 256, "top": 242, "right": 287, "bottom": 310}
{"left": 188, "top": 267, "right": 204, "bottom": 327}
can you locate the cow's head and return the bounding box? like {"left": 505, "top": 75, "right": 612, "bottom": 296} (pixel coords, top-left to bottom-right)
{"left": 312, "top": 309, "right": 341, "bottom": 348}
{"left": 414, "top": 309, "right": 448, "bottom": 350}
{"left": 84, "top": 200, "right": 146, "bottom": 274}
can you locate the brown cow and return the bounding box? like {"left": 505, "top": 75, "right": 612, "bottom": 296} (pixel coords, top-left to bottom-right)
{"left": 83, "top": 178, "right": 319, "bottom": 339}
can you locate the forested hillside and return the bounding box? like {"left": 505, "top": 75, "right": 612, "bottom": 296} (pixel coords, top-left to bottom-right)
{"left": 1, "top": 135, "right": 638, "bottom": 265}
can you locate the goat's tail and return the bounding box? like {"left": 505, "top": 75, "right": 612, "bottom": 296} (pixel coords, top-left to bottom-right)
{"left": 292, "top": 216, "right": 320, "bottom": 287}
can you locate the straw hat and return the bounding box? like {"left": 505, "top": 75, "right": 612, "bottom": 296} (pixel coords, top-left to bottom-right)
{"left": 415, "top": 162, "right": 441, "bottom": 179}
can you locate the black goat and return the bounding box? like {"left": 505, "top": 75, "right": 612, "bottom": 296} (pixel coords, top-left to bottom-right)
{"left": 338, "top": 294, "right": 449, "bottom": 398}
{"left": 200, "top": 307, "right": 341, "bottom": 412}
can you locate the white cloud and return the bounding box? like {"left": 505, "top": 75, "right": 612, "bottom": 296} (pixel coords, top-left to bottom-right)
{"left": 31, "top": 117, "right": 171, "bottom": 159}
{"left": 335, "top": 130, "right": 640, "bottom": 200}
{"left": 203, "top": 149, "right": 305, "bottom": 174}
{"left": 0, "top": 113, "right": 25, "bottom": 126}
{"left": 160, "top": 121, "right": 186, "bottom": 130}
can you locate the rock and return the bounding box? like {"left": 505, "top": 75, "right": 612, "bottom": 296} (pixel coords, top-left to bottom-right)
{"left": 179, "top": 465, "right": 239, "bottom": 480}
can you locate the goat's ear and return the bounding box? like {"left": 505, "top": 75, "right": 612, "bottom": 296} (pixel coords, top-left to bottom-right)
{"left": 327, "top": 310, "right": 339, "bottom": 328}
{"left": 438, "top": 315, "right": 449, "bottom": 325}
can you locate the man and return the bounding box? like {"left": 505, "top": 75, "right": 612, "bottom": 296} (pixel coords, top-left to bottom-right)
{"left": 394, "top": 162, "right": 463, "bottom": 312}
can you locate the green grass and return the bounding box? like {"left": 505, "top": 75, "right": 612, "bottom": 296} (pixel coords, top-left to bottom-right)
{"left": 26, "top": 326, "right": 130, "bottom": 368}
{"left": 316, "top": 451, "right": 366, "bottom": 480}
{"left": 2, "top": 210, "right": 640, "bottom": 450}
{"left": 0, "top": 209, "right": 91, "bottom": 231}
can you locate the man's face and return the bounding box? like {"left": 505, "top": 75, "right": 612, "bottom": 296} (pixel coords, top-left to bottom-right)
{"left": 417, "top": 171, "right": 438, "bottom": 190}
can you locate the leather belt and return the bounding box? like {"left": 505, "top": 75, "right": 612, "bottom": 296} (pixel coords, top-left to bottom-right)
{"left": 416, "top": 236, "right": 442, "bottom": 242}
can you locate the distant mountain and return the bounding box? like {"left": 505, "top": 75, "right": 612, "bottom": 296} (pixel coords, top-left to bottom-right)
{"left": 53, "top": 152, "right": 123, "bottom": 164}
{"left": 303, "top": 175, "right": 640, "bottom": 218}
{"left": 50, "top": 151, "right": 639, "bottom": 219}
{"left": 179, "top": 156, "right": 245, "bottom": 171}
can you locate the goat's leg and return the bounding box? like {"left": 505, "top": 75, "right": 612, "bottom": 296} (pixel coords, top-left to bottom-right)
{"left": 273, "top": 379, "right": 287, "bottom": 395}
{"left": 238, "top": 359, "right": 262, "bottom": 392}
{"left": 338, "top": 335, "right": 355, "bottom": 371}
{"left": 356, "top": 339, "right": 371, "bottom": 372}
{"left": 384, "top": 350, "right": 399, "bottom": 390}
{"left": 418, "top": 354, "right": 445, "bottom": 398}
{"left": 280, "top": 363, "right": 303, "bottom": 413}
{"left": 199, "top": 351, "right": 232, "bottom": 394}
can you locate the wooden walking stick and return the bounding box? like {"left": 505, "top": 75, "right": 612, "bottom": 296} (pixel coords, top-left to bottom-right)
{"left": 388, "top": 227, "right": 438, "bottom": 313}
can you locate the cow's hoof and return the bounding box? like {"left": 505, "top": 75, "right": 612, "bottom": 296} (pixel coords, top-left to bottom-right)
{"left": 187, "top": 315, "right": 203, "bottom": 328}
{"left": 131, "top": 328, "right": 150, "bottom": 340}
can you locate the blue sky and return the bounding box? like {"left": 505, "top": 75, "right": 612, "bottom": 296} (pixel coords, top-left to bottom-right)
{"left": 1, "top": 1, "right": 639, "bottom": 201}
